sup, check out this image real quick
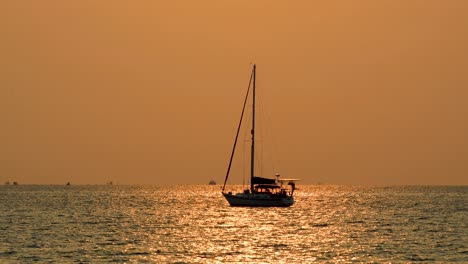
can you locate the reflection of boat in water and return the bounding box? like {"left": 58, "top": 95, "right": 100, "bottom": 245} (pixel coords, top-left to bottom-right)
{"left": 221, "top": 65, "right": 300, "bottom": 207}
{"left": 208, "top": 180, "right": 216, "bottom": 185}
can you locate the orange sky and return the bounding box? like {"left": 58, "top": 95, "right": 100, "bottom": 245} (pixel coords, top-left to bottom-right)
{"left": 1, "top": 1, "right": 467, "bottom": 185}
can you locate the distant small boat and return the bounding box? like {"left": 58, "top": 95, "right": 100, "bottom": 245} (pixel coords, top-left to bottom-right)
{"left": 66, "top": 182, "right": 71, "bottom": 186}
{"left": 208, "top": 180, "right": 216, "bottom": 185}
{"left": 221, "top": 65, "right": 300, "bottom": 207}
{"left": 12, "top": 181, "right": 18, "bottom": 185}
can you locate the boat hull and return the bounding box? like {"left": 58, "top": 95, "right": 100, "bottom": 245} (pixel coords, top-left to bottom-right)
{"left": 222, "top": 192, "right": 294, "bottom": 207}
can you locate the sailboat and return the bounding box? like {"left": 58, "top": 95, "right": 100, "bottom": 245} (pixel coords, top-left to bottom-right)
{"left": 221, "top": 64, "right": 300, "bottom": 207}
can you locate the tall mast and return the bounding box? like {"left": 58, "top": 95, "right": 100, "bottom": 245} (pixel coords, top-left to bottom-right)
{"left": 250, "top": 64, "right": 256, "bottom": 192}
{"left": 221, "top": 69, "right": 254, "bottom": 192}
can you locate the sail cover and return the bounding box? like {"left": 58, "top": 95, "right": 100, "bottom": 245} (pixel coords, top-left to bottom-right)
{"left": 252, "top": 176, "right": 276, "bottom": 184}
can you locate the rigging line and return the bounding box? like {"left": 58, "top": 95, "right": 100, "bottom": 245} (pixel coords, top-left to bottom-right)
{"left": 242, "top": 105, "right": 252, "bottom": 188}
{"left": 261, "top": 94, "right": 280, "bottom": 176}
{"left": 256, "top": 78, "right": 271, "bottom": 177}
{"left": 257, "top": 80, "right": 264, "bottom": 178}
{"left": 242, "top": 114, "right": 248, "bottom": 190}
{"left": 222, "top": 68, "right": 254, "bottom": 192}
{"left": 243, "top": 135, "right": 247, "bottom": 189}
{"left": 239, "top": 105, "right": 252, "bottom": 189}
{"left": 242, "top": 109, "right": 252, "bottom": 189}
{"left": 256, "top": 77, "right": 280, "bottom": 176}
{"left": 243, "top": 105, "right": 252, "bottom": 187}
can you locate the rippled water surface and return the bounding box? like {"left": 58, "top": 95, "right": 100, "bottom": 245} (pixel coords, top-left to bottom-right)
{"left": 0, "top": 185, "right": 467, "bottom": 263}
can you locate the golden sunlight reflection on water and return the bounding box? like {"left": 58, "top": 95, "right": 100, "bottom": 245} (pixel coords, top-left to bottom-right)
{"left": 143, "top": 185, "right": 466, "bottom": 262}
{"left": 0, "top": 185, "right": 466, "bottom": 262}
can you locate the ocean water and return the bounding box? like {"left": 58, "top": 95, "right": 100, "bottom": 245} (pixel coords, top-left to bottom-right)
{"left": 0, "top": 185, "right": 466, "bottom": 263}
